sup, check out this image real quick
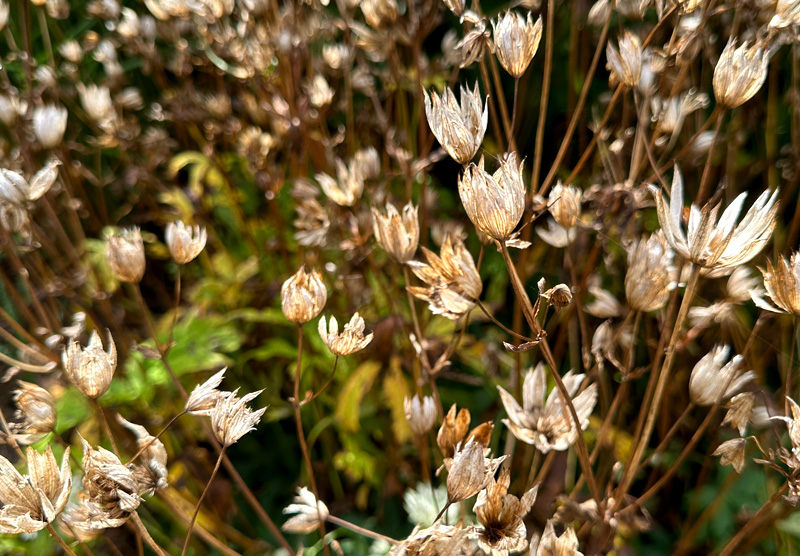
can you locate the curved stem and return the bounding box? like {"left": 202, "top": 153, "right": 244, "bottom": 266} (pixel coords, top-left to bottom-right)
{"left": 640, "top": 403, "right": 695, "bottom": 469}
{"left": 305, "top": 356, "right": 339, "bottom": 405}
{"left": 91, "top": 398, "right": 120, "bottom": 457}
{"left": 128, "top": 411, "right": 186, "bottom": 464}
{"left": 717, "top": 485, "right": 787, "bottom": 556}
{"left": 326, "top": 514, "right": 399, "bottom": 545}
{"left": 181, "top": 447, "right": 226, "bottom": 556}
{"left": 46, "top": 523, "right": 79, "bottom": 556}
{"left": 131, "top": 512, "right": 169, "bottom": 556}
{"left": 403, "top": 265, "right": 432, "bottom": 372}
{"left": 476, "top": 300, "right": 537, "bottom": 342}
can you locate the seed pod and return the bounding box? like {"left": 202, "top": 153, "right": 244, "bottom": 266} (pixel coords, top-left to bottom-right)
{"left": 606, "top": 31, "right": 642, "bottom": 87}
{"left": 492, "top": 11, "right": 543, "bottom": 78}
{"left": 372, "top": 202, "right": 419, "bottom": 263}
{"left": 424, "top": 83, "right": 487, "bottom": 165}
{"left": 165, "top": 220, "right": 207, "bottom": 264}
{"left": 713, "top": 40, "right": 769, "bottom": 109}
{"left": 281, "top": 266, "right": 327, "bottom": 324}
{"left": 62, "top": 330, "right": 117, "bottom": 400}
{"left": 318, "top": 313, "right": 373, "bottom": 356}
{"left": 404, "top": 394, "right": 437, "bottom": 436}
{"left": 713, "top": 438, "right": 747, "bottom": 473}
{"left": 458, "top": 153, "right": 525, "bottom": 241}
{"left": 106, "top": 227, "right": 146, "bottom": 283}
{"left": 32, "top": 105, "right": 68, "bottom": 149}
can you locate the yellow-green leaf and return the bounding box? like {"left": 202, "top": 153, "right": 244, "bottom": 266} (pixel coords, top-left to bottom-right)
{"left": 336, "top": 360, "right": 382, "bottom": 432}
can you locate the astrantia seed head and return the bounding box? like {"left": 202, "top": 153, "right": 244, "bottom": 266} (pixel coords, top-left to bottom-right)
{"left": 405, "top": 394, "right": 437, "bottom": 436}
{"left": 458, "top": 153, "right": 525, "bottom": 241}
{"left": 106, "top": 227, "right": 146, "bottom": 283}
{"left": 209, "top": 389, "right": 267, "bottom": 447}
{"left": 165, "top": 220, "right": 207, "bottom": 264}
{"left": 625, "top": 233, "right": 675, "bottom": 313}
{"left": 372, "top": 202, "right": 419, "bottom": 263}
{"left": 713, "top": 40, "right": 769, "bottom": 109}
{"left": 424, "top": 83, "right": 487, "bottom": 165}
{"left": 606, "top": 31, "right": 642, "bottom": 87}
{"left": 689, "top": 345, "right": 754, "bottom": 406}
{"left": 11, "top": 381, "right": 57, "bottom": 443}
{"left": 32, "top": 104, "right": 68, "bottom": 149}
{"left": 281, "top": 266, "right": 327, "bottom": 324}
{"left": 62, "top": 330, "right": 117, "bottom": 400}
{"left": 185, "top": 367, "right": 228, "bottom": 415}
{"left": 492, "top": 11, "right": 543, "bottom": 78}
{"left": 282, "top": 487, "right": 329, "bottom": 533}
{"left": 751, "top": 252, "right": 800, "bottom": 314}
{"left": 318, "top": 313, "right": 373, "bottom": 356}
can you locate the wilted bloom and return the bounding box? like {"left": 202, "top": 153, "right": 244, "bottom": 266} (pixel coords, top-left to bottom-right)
{"left": 459, "top": 153, "right": 525, "bottom": 240}
{"left": 372, "top": 202, "right": 420, "bottom": 263}
{"left": 722, "top": 392, "right": 754, "bottom": 436}
{"left": 408, "top": 235, "right": 483, "bottom": 320}
{"left": 625, "top": 233, "right": 675, "bottom": 312}
{"left": 770, "top": 0, "right": 800, "bottom": 28}
{"left": 774, "top": 397, "right": 800, "bottom": 464}
{"left": 209, "top": 389, "right": 266, "bottom": 446}
{"left": 652, "top": 166, "right": 778, "bottom": 273}
{"left": 0, "top": 446, "right": 71, "bottom": 534}
{"left": 442, "top": 0, "right": 465, "bottom": 16}
{"left": 606, "top": 31, "right": 642, "bottom": 87}
{"left": 117, "top": 416, "right": 168, "bottom": 495}
{"left": 424, "top": 84, "right": 488, "bottom": 165}
{"left": 316, "top": 159, "right": 364, "bottom": 207}
{"left": 472, "top": 469, "right": 537, "bottom": 555}
{"left": 713, "top": 40, "right": 769, "bottom": 109}
{"left": 11, "top": 381, "right": 56, "bottom": 443}
{"left": 492, "top": 12, "right": 543, "bottom": 78}
{"left": 457, "top": 19, "right": 494, "bottom": 68}
{"left": 106, "top": 227, "right": 146, "bottom": 283}
{"left": 532, "top": 520, "right": 583, "bottom": 556}
{"left": 78, "top": 83, "right": 115, "bottom": 123}
{"left": 541, "top": 284, "right": 573, "bottom": 311}
{"left": 0, "top": 160, "right": 60, "bottom": 205}
{"left": 361, "top": 0, "right": 397, "bottom": 28}
{"left": 446, "top": 440, "right": 505, "bottom": 503}
{"left": 165, "top": 220, "right": 207, "bottom": 264}
{"left": 751, "top": 252, "right": 800, "bottom": 314}
{"left": 282, "top": 266, "right": 327, "bottom": 324}
{"left": 32, "top": 105, "right": 68, "bottom": 149}
{"left": 688, "top": 345, "right": 754, "bottom": 406}
{"left": 306, "top": 75, "right": 334, "bottom": 109}
{"left": 354, "top": 147, "right": 380, "bottom": 180}
{"left": 498, "top": 363, "right": 598, "bottom": 453}
{"left": 63, "top": 330, "right": 117, "bottom": 399}
{"left": 536, "top": 219, "right": 575, "bottom": 248}
{"left": 391, "top": 524, "right": 470, "bottom": 556}
{"left": 185, "top": 367, "right": 228, "bottom": 415}
{"left": 548, "top": 182, "right": 582, "bottom": 230}
{"left": 405, "top": 394, "right": 437, "bottom": 436}
{"left": 318, "top": 313, "right": 373, "bottom": 356}
{"left": 437, "top": 404, "right": 472, "bottom": 459}
{"left": 282, "top": 487, "right": 329, "bottom": 533}
{"left": 713, "top": 438, "right": 747, "bottom": 473}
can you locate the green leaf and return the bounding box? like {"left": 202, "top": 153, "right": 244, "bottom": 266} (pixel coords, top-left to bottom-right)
{"left": 336, "top": 361, "right": 382, "bottom": 432}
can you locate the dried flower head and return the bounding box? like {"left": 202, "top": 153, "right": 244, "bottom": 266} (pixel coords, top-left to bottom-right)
{"left": 361, "top": 0, "right": 397, "bottom": 28}
{"left": 106, "top": 227, "right": 146, "bottom": 283}
{"left": 408, "top": 235, "right": 483, "bottom": 320}
{"left": 405, "top": 394, "right": 437, "bottom": 436}
{"left": 625, "top": 233, "right": 675, "bottom": 312}
{"left": 689, "top": 345, "right": 754, "bottom": 406}
{"left": 498, "top": 363, "right": 598, "bottom": 453}
{"left": 316, "top": 159, "right": 364, "bottom": 207}
{"left": 457, "top": 19, "right": 494, "bottom": 68}
{"left": 11, "top": 381, "right": 56, "bottom": 443}
{"left": 492, "top": 11, "right": 543, "bottom": 78}
{"left": 186, "top": 367, "right": 228, "bottom": 415}
{"left": 472, "top": 468, "right": 538, "bottom": 555}
{"left": 438, "top": 404, "right": 472, "bottom": 459}
{"left": 209, "top": 389, "right": 267, "bottom": 446}
{"left": 459, "top": 153, "right": 525, "bottom": 240}
{"left": 652, "top": 166, "right": 778, "bottom": 273}
{"left": 424, "top": 84, "right": 488, "bottom": 165}
{"left": 0, "top": 446, "right": 71, "bottom": 534}
{"left": 79, "top": 436, "right": 141, "bottom": 516}
{"left": 532, "top": 520, "right": 584, "bottom": 556}
{"left": 282, "top": 487, "right": 329, "bottom": 533}
{"left": 117, "top": 416, "right": 168, "bottom": 495}
{"left": 722, "top": 392, "right": 754, "bottom": 436}
{"left": 391, "top": 524, "right": 470, "bottom": 556}
{"left": 32, "top": 105, "right": 68, "bottom": 149}
{"left": 0, "top": 161, "right": 60, "bottom": 205}
{"left": 63, "top": 330, "right": 117, "bottom": 399}
{"left": 281, "top": 266, "right": 327, "bottom": 324}
{"left": 751, "top": 252, "right": 800, "bottom": 314}
{"left": 318, "top": 313, "right": 373, "bottom": 356}
{"left": 713, "top": 40, "right": 769, "bottom": 109}
{"left": 165, "top": 220, "right": 207, "bottom": 264}
{"left": 548, "top": 182, "right": 582, "bottom": 230}
{"left": 306, "top": 75, "right": 335, "bottom": 109}
{"left": 770, "top": 0, "right": 800, "bottom": 28}
{"left": 541, "top": 284, "right": 573, "bottom": 311}
{"left": 606, "top": 31, "right": 642, "bottom": 87}
{"left": 442, "top": 0, "right": 465, "bottom": 16}
{"left": 713, "top": 438, "right": 747, "bottom": 473}
{"left": 372, "top": 202, "right": 420, "bottom": 263}
{"left": 446, "top": 440, "right": 505, "bottom": 503}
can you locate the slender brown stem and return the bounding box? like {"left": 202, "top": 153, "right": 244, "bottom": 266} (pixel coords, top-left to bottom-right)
{"left": 326, "top": 515, "right": 399, "bottom": 544}
{"left": 131, "top": 512, "right": 169, "bottom": 556}
{"left": 696, "top": 109, "right": 726, "bottom": 205}
{"left": 476, "top": 300, "right": 536, "bottom": 342}
{"left": 488, "top": 54, "right": 513, "bottom": 150}
{"left": 509, "top": 77, "right": 520, "bottom": 149}
{"left": 787, "top": 317, "right": 799, "bottom": 415}
{"left": 47, "top": 523, "right": 80, "bottom": 556}
{"left": 292, "top": 326, "right": 331, "bottom": 556}
{"left": 91, "top": 398, "right": 120, "bottom": 457}
{"left": 305, "top": 356, "right": 339, "bottom": 405}
{"left": 641, "top": 403, "right": 695, "bottom": 469}
{"left": 181, "top": 447, "right": 226, "bottom": 556}
{"left": 128, "top": 411, "right": 186, "bottom": 464}
{"left": 716, "top": 485, "right": 787, "bottom": 556}
{"left": 167, "top": 264, "right": 182, "bottom": 352}
{"left": 531, "top": 0, "right": 555, "bottom": 192}
{"left": 403, "top": 265, "right": 432, "bottom": 372}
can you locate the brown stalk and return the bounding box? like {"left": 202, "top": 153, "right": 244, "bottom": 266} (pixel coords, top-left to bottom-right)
{"left": 530, "top": 0, "right": 555, "bottom": 192}
{"left": 181, "top": 446, "right": 227, "bottom": 556}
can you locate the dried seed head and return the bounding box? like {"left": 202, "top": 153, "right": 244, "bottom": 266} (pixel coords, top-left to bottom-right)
{"left": 209, "top": 389, "right": 267, "bottom": 446}
{"left": 316, "top": 159, "right": 364, "bottom": 207}
{"left": 306, "top": 75, "right": 335, "bottom": 109}
{"left": 652, "top": 166, "right": 779, "bottom": 273}
{"left": 541, "top": 284, "right": 573, "bottom": 311}
{"left": 548, "top": 182, "right": 582, "bottom": 230}
{"left": 185, "top": 367, "right": 228, "bottom": 415}
{"left": 32, "top": 105, "right": 68, "bottom": 149}
{"left": 361, "top": 0, "right": 397, "bottom": 28}
{"left": 62, "top": 330, "right": 117, "bottom": 400}
{"left": 751, "top": 252, "right": 800, "bottom": 314}
{"left": 722, "top": 392, "right": 754, "bottom": 436}
{"left": 0, "top": 161, "right": 60, "bottom": 205}
{"left": 78, "top": 83, "right": 115, "bottom": 124}
{"left": 318, "top": 313, "right": 373, "bottom": 356}
{"left": 770, "top": 0, "right": 800, "bottom": 28}
{"left": 372, "top": 202, "right": 420, "bottom": 263}
{"left": 353, "top": 147, "right": 380, "bottom": 180}
{"left": 689, "top": 345, "right": 754, "bottom": 406}
{"left": 606, "top": 31, "right": 642, "bottom": 87}
{"left": 11, "top": 381, "right": 56, "bottom": 442}
{"left": 117, "top": 416, "right": 168, "bottom": 495}
{"left": 80, "top": 435, "right": 141, "bottom": 514}
{"left": 713, "top": 438, "right": 747, "bottom": 473}
{"left": 437, "top": 404, "right": 471, "bottom": 459}
{"left": 457, "top": 19, "right": 494, "bottom": 68}
{"left": 424, "top": 83, "right": 487, "bottom": 165}
{"left": 498, "top": 363, "right": 598, "bottom": 453}
{"left": 405, "top": 394, "right": 437, "bottom": 436}
{"left": 0, "top": 445, "right": 71, "bottom": 534}
{"left": 281, "top": 266, "right": 327, "bottom": 324}
{"left": 282, "top": 487, "right": 329, "bottom": 533}
{"left": 446, "top": 440, "right": 505, "bottom": 503}
{"left": 625, "top": 233, "right": 675, "bottom": 313}
{"left": 532, "top": 520, "right": 582, "bottom": 556}
{"left": 106, "top": 227, "right": 146, "bottom": 283}
{"left": 165, "top": 220, "right": 207, "bottom": 264}
{"left": 391, "top": 523, "right": 470, "bottom": 555}
{"left": 473, "top": 468, "right": 538, "bottom": 554}
{"left": 713, "top": 40, "right": 769, "bottom": 109}
{"left": 458, "top": 153, "right": 525, "bottom": 240}
{"left": 407, "top": 235, "right": 483, "bottom": 320}
{"left": 492, "top": 11, "right": 543, "bottom": 78}
{"left": 442, "top": 0, "right": 465, "bottom": 16}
